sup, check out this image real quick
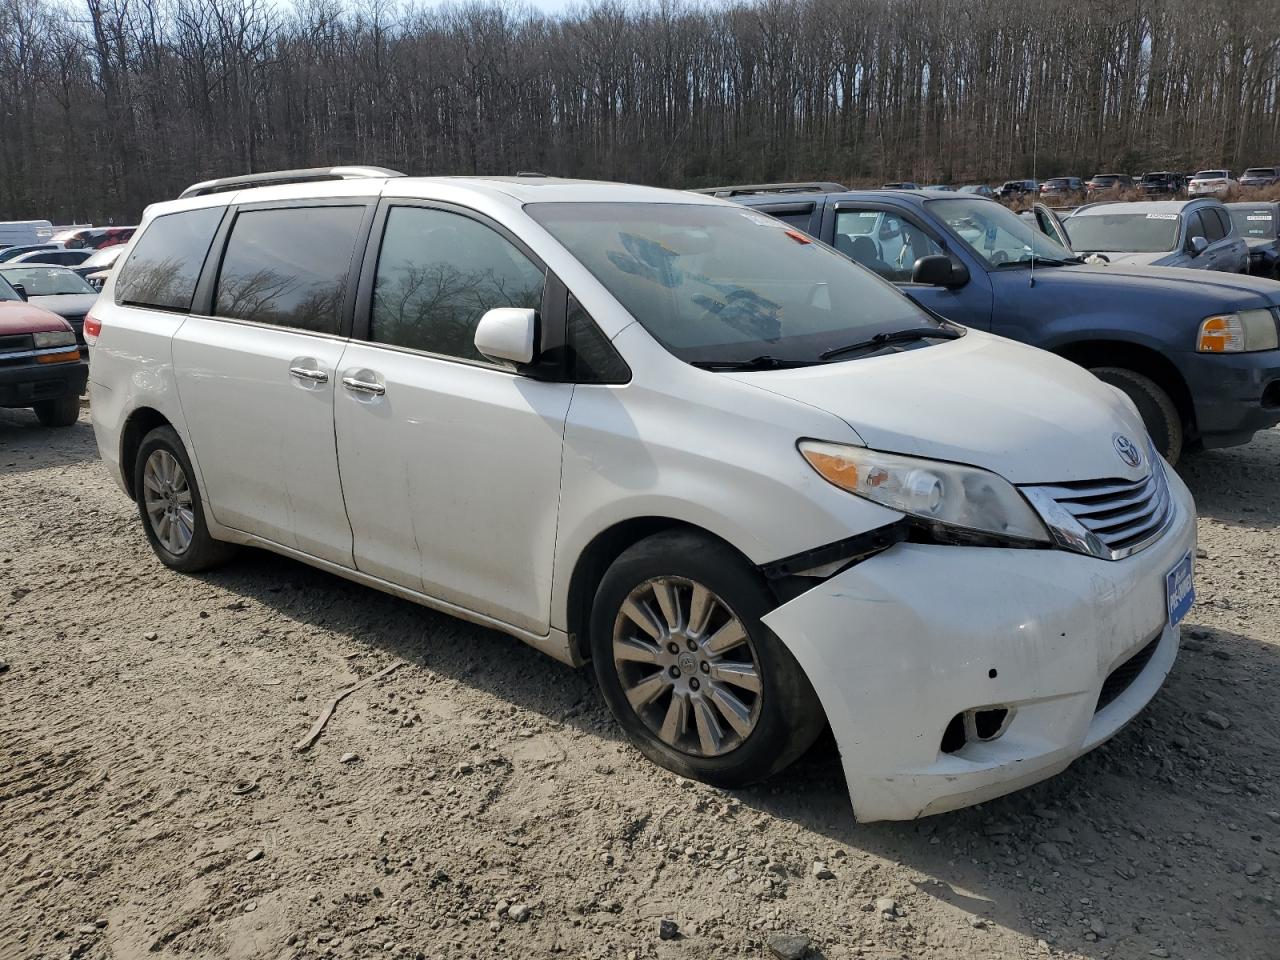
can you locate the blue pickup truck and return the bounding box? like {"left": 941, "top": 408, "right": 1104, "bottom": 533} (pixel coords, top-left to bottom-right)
{"left": 704, "top": 184, "right": 1280, "bottom": 463}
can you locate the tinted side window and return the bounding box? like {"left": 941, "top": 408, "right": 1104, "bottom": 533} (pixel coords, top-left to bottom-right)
{"left": 214, "top": 206, "right": 365, "bottom": 334}
{"left": 370, "top": 206, "right": 545, "bottom": 363}
{"left": 760, "top": 203, "right": 815, "bottom": 230}
{"left": 1200, "top": 208, "right": 1226, "bottom": 242}
{"left": 1214, "top": 209, "right": 1232, "bottom": 237}
{"left": 115, "top": 207, "right": 223, "bottom": 311}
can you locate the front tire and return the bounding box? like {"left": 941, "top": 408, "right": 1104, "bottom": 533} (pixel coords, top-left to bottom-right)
{"left": 1090, "top": 366, "right": 1184, "bottom": 465}
{"left": 590, "top": 530, "right": 824, "bottom": 788}
{"left": 33, "top": 394, "right": 80, "bottom": 427}
{"left": 133, "top": 425, "right": 236, "bottom": 572}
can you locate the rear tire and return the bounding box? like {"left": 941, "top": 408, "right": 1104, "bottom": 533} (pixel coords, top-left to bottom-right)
{"left": 133, "top": 425, "right": 236, "bottom": 572}
{"left": 1090, "top": 366, "right": 1183, "bottom": 465}
{"left": 590, "top": 530, "right": 825, "bottom": 788}
{"left": 33, "top": 394, "right": 80, "bottom": 427}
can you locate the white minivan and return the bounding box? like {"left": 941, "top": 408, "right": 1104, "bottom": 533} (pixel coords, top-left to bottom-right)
{"left": 89, "top": 168, "right": 1197, "bottom": 822}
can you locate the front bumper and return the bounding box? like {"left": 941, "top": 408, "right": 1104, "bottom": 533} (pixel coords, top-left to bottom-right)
{"left": 761, "top": 465, "right": 1196, "bottom": 822}
{"left": 1178, "top": 349, "right": 1280, "bottom": 447}
{"left": 0, "top": 359, "right": 88, "bottom": 407}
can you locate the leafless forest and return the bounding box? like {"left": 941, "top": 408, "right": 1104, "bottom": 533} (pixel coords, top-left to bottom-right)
{"left": 1, "top": 0, "right": 1278, "bottom": 224}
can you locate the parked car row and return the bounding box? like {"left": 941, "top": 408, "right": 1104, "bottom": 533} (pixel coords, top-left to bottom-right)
{"left": 882, "top": 167, "right": 1280, "bottom": 204}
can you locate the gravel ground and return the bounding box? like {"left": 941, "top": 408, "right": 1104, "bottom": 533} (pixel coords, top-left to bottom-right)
{"left": 2, "top": 405, "right": 1278, "bottom": 960}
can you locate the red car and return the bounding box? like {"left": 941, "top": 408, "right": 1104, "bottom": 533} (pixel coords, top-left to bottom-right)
{"left": 0, "top": 275, "right": 87, "bottom": 426}
{"left": 52, "top": 226, "right": 137, "bottom": 250}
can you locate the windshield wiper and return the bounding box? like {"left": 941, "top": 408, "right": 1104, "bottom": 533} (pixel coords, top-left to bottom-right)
{"left": 819, "top": 325, "right": 963, "bottom": 361}
{"left": 994, "top": 255, "right": 1081, "bottom": 268}
{"left": 689, "top": 355, "right": 813, "bottom": 371}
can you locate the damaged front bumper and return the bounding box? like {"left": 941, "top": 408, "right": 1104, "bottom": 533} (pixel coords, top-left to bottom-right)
{"left": 761, "top": 467, "right": 1197, "bottom": 822}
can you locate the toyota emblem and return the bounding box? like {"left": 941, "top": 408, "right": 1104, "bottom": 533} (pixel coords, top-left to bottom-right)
{"left": 1113, "top": 434, "right": 1143, "bottom": 468}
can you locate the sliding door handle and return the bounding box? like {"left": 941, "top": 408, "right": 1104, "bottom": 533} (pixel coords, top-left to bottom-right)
{"left": 289, "top": 366, "right": 329, "bottom": 383}
{"left": 342, "top": 376, "right": 385, "bottom": 397}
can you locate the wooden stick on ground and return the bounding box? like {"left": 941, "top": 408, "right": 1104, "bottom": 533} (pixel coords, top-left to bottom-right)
{"left": 293, "top": 662, "right": 402, "bottom": 753}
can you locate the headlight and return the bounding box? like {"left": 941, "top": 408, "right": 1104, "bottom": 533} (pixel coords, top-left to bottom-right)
{"left": 799, "top": 441, "right": 1050, "bottom": 544}
{"left": 1197, "top": 310, "right": 1280, "bottom": 352}
{"left": 33, "top": 330, "right": 76, "bottom": 348}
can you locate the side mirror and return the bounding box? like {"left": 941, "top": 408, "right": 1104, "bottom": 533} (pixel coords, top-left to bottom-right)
{"left": 1189, "top": 235, "right": 1209, "bottom": 256}
{"left": 11, "top": 283, "right": 27, "bottom": 300}
{"left": 912, "top": 255, "right": 969, "bottom": 288}
{"left": 474, "top": 307, "right": 538, "bottom": 365}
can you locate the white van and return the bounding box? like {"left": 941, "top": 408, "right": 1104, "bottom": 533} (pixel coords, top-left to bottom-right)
{"left": 87, "top": 167, "right": 1197, "bottom": 821}
{"left": 0, "top": 220, "right": 55, "bottom": 247}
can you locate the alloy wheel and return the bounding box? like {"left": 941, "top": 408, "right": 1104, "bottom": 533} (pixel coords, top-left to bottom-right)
{"left": 612, "top": 576, "right": 762, "bottom": 757}
{"left": 142, "top": 449, "right": 195, "bottom": 555}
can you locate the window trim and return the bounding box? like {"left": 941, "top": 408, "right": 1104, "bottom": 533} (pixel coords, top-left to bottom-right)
{"left": 351, "top": 198, "right": 558, "bottom": 376}
{"left": 116, "top": 206, "right": 230, "bottom": 314}
{"left": 194, "top": 197, "right": 378, "bottom": 338}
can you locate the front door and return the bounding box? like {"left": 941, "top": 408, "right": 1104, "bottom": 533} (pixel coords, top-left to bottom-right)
{"left": 334, "top": 202, "right": 572, "bottom": 635}
{"left": 173, "top": 202, "right": 371, "bottom": 566}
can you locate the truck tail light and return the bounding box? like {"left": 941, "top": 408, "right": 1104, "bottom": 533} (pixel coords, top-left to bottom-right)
{"left": 83, "top": 312, "right": 102, "bottom": 346}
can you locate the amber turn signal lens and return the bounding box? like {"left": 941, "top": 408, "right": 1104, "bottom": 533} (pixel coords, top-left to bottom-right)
{"left": 801, "top": 448, "right": 860, "bottom": 492}
{"left": 37, "top": 348, "right": 81, "bottom": 364}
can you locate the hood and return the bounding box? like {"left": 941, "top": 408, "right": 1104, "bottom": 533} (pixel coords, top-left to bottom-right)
{"left": 728, "top": 331, "right": 1149, "bottom": 484}
{"left": 1047, "top": 262, "right": 1280, "bottom": 308}
{"left": 0, "top": 300, "right": 73, "bottom": 335}
{"left": 26, "top": 293, "right": 98, "bottom": 319}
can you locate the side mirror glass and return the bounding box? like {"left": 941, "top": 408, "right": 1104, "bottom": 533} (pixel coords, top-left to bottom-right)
{"left": 11, "top": 283, "right": 27, "bottom": 300}
{"left": 912, "top": 255, "right": 968, "bottom": 288}
{"left": 1189, "top": 235, "right": 1209, "bottom": 255}
{"left": 474, "top": 307, "right": 538, "bottom": 366}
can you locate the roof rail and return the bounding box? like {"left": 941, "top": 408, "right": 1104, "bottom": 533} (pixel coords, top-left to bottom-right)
{"left": 688, "top": 181, "right": 847, "bottom": 198}
{"left": 178, "top": 166, "right": 405, "bottom": 199}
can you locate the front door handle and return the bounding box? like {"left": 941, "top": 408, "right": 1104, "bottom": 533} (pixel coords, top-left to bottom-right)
{"left": 342, "top": 376, "right": 385, "bottom": 397}
{"left": 289, "top": 365, "right": 329, "bottom": 383}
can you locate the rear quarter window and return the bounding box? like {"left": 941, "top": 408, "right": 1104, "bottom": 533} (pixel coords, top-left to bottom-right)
{"left": 115, "top": 207, "right": 223, "bottom": 311}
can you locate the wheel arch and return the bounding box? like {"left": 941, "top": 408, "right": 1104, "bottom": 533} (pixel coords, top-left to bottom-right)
{"left": 1052, "top": 339, "right": 1197, "bottom": 437}
{"left": 565, "top": 516, "right": 760, "bottom": 664}
{"left": 119, "top": 406, "right": 173, "bottom": 499}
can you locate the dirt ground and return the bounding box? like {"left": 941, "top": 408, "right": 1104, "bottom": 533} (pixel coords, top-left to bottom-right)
{"left": 2, "top": 405, "right": 1278, "bottom": 960}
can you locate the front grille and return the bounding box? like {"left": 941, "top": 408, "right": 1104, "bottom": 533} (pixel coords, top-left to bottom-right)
{"left": 0, "top": 333, "right": 33, "bottom": 354}
{"left": 1096, "top": 633, "right": 1161, "bottom": 712}
{"left": 1026, "top": 465, "right": 1172, "bottom": 558}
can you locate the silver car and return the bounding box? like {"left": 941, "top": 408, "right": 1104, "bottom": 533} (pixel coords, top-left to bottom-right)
{"left": 1046, "top": 199, "right": 1248, "bottom": 273}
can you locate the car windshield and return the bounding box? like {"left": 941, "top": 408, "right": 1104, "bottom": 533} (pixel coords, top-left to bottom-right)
{"left": 1142, "top": 174, "right": 1170, "bottom": 182}
{"left": 81, "top": 246, "right": 123, "bottom": 269}
{"left": 1195, "top": 171, "right": 1228, "bottom": 179}
{"left": 526, "top": 202, "right": 936, "bottom": 365}
{"left": 926, "top": 197, "right": 1074, "bottom": 266}
{"left": 1, "top": 266, "right": 96, "bottom": 296}
{"left": 1243, "top": 169, "right": 1275, "bottom": 178}
{"left": 1063, "top": 213, "right": 1180, "bottom": 253}
{"left": 1229, "top": 207, "right": 1277, "bottom": 240}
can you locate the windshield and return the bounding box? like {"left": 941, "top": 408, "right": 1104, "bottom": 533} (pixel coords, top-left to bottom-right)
{"left": 526, "top": 202, "right": 935, "bottom": 364}
{"left": 1064, "top": 213, "right": 1179, "bottom": 253}
{"left": 926, "top": 197, "right": 1074, "bottom": 266}
{"left": 1229, "top": 207, "right": 1277, "bottom": 240}
{"left": 1195, "top": 171, "right": 1228, "bottom": 180}
{"left": 1, "top": 266, "right": 96, "bottom": 296}
{"left": 81, "top": 246, "right": 123, "bottom": 269}
{"left": 1244, "top": 169, "right": 1275, "bottom": 178}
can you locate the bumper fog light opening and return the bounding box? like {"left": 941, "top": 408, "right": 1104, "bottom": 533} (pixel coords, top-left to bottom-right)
{"left": 941, "top": 706, "right": 1014, "bottom": 754}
